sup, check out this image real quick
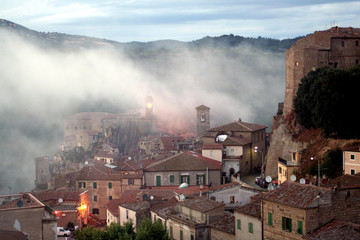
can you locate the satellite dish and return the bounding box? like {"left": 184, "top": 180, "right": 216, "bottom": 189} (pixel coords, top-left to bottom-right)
{"left": 300, "top": 178, "right": 306, "bottom": 184}
{"left": 179, "top": 183, "right": 189, "bottom": 189}
{"left": 290, "top": 175, "right": 296, "bottom": 182}
{"left": 58, "top": 198, "right": 63, "bottom": 203}
{"left": 179, "top": 194, "right": 185, "bottom": 201}
{"left": 128, "top": 157, "right": 131, "bottom": 160}
{"left": 265, "top": 176, "right": 272, "bottom": 183}
{"left": 149, "top": 195, "right": 154, "bottom": 200}
{"left": 16, "top": 200, "right": 23, "bottom": 208}
{"left": 85, "top": 161, "right": 88, "bottom": 165}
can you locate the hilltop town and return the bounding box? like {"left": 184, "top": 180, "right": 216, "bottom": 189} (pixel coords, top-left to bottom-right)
{"left": 1, "top": 26, "right": 360, "bottom": 240}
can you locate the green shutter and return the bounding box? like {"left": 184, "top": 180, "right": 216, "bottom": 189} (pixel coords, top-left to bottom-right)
{"left": 93, "top": 182, "right": 97, "bottom": 189}
{"left": 180, "top": 230, "right": 183, "bottom": 240}
{"left": 237, "top": 219, "right": 241, "bottom": 230}
{"left": 170, "top": 175, "right": 174, "bottom": 183}
{"left": 249, "top": 223, "right": 253, "bottom": 233}
{"left": 196, "top": 175, "right": 199, "bottom": 185}
{"left": 297, "top": 221, "right": 303, "bottom": 235}
{"left": 203, "top": 174, "right": 206, "bottom": 185}
{"left": 288, "top": 218, "right": 292, "bottom": 232}
{"left": 108, "top": 182, "right": 112, "bottom": 188}
{"left": 268, "top": 212, "right": 273, "bottom": 226}
{"left": 156, "top": 176, "right": 161, "bottom": 186}
{"left": 282, "top": 217, "right": 285, "bottom": 230}
{"left": 170, "top": 226, "right": 173, "bottom": 237}
{"left": 187, "top": 175, "right": 190, "bottom": 184}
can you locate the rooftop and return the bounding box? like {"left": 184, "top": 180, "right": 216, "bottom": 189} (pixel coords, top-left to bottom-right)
{"left": 260, "top": 182, "right": 332, "bottom": 209}
{"left": 179, "top": 196, "right": 224, "bottom": 213}
{"left": 207, "top": 120, "right": 267, "bottom": 133}
{"left": 0, "top": 193, "right": 45, "bottom": 211}
{"left": 145, "top": 151, "right": 221, "bottom": 172}
{"left": 105, "top": 199, "right": 122, "bottom": 216}
{"left": 120, "top": 201, "right": 150, "bottom": 211}
{"left": 303, "top": 219, "right": 360, "bottom": 240}
{"left": 210, "top": 215, "right": 235, "bottom": 235}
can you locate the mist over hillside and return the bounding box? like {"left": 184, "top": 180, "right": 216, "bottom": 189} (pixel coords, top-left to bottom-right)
{"left": 0, "top": 19, "right": 296, "bottom": 194}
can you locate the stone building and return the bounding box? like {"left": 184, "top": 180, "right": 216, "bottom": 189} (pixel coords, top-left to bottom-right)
{"left": 167, "top": 196, "right": 225, "bottom": 240}
{"left": 261, "top": 182, "right": 360, "bottom": 240}
{"left": 76, "top": 161, "right": 142, "bottom": 220}
{"left": 196, "top": 105, "right": 211, "bottom": 137}
{"left": 0, "top": 193, "right": 57, "bottom": 240}
{"left": 202, "top": 120, "right": 267, "bottom": 179}
{"left": 35, "top": 156, "right": 50, "bottom": 189}
{"left": 343, "top": 149, "right": 360, "bottom": 175}
{"left": 283, "top": 26, "right": 360, "bottom": 115}
{"left": 144, "top": 151, "right": 222, "bottom": 187}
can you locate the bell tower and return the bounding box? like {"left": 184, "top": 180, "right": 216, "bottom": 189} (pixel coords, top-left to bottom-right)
{"left": 145, "top": 95, "right": 153, "bottom": 119}
{"left": 196, "top": 105, "right": 210, "bottom": 137}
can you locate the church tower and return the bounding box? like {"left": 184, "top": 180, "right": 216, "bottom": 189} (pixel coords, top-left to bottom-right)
{"left": 196, "top": 105, "right": 210, "bottom": 137}
{"left": 145, "top": 95, "right": 154, "bottom": 119}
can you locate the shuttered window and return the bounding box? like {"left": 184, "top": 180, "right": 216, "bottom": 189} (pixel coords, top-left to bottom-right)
{"left": 268, "top": 212, "right": 273, "bottom": 226}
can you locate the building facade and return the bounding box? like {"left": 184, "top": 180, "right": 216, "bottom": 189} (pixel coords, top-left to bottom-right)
{"left": 343, "top": 150, "right": 360, "bottom": 175}
{"left": 283, "top": 27, "right": 360, "bottom": 115}
{"left": 196, "top": 105, "right": 211, "bottom": 137}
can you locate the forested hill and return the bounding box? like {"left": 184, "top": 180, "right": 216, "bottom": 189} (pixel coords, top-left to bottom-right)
{"left": 0, "top": 19, "right": 299, "bottom": 52}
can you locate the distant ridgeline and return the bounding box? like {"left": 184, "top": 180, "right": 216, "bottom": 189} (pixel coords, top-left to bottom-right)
{"left": 0, "top": 19, "right": 299, "bottom": 53}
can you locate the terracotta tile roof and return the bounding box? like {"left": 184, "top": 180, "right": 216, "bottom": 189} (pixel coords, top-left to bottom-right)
{"left": 303, "top": 219, "right": 360, "bottom": 240}
{"left": 94, "top": 151, "right": 116, "bottom": 158}
{"left": 146, "top": 185, "right": 210, "bottom": 196}
{"left": 0, "top": 230, "right": 29, "bottom": 240}
{"left": 105, "top": 199, "right": 123, "bottom": 216}
{"left": 0, "top": 193, "right": 45, "bottom": 210}
{"left": 32, "top": 191, "right": 80, "bottom": 202}
{"left": 235, "top": 197, "right": 261, "bottom": 219}
{"left": 210, "top": 215, "right": 235, "bottom": 235}
{"left": 119, "top": 189, "right": 177, "bottom": 204}
{"left": 323, "top": 174, "right": 360, "bottom": 190}
{"left": 150, "top": 199, "right": 178, "bottom": 218}
{"left": 195, "top": 105, "right": 210, "bottom": 110}
{"left": 179, "top": 196, "right": 224, "bottom": 213}
{"left": 261, "top": 182, "right": 332, "bottom": 209}
{"left": 202, "top": 144, "right": 223, "bottom": 150}
{"left": 120, "top": 201, "right": 150, "bottom": 211}
{"left": 145, "top": 151, "right": 222, "bottom": 172}
{"left": 208, "top": 120, "right": 267, "bottom": 132}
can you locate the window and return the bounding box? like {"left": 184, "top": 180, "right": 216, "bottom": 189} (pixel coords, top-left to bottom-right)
{"left": 78, "top": 182, "right": 86, "bottom": 188}
{"left": 210, "top": 196, "right": 216, "bottom": 201}
{"left": 93, "top": 182, "right": 97, "bottom": 189}
{"left": 230, "top": 148, "right": 235, "bottom": 155}
{"left": 297, "top": 221, "right": 303, "bottom": 235}
{"left": 126, "top": 210, "right": 129, "bottom": 219}
{"left": 279, "top": 167, "right": 282, "bottom": 174}
{"left": 210, "top": 150, "right": 214, "bottom": 157}
{"left": 190, "top": 209, "right": 193, "bottom": 220}
{"left": 191, "top": 235, "right": 194, "bottom": 240}
{"left": 180, "top": 230, "right": 183, "bottom": 240}
{"left": 200, "top": 114, "right": 206, "bottom": 122}
{"left": 341, "top": 41, "right": 345, "bottom": 47}
{"left": 201, "top": 213, "right": 205, "bottom": 221}
{"left": 237, "top": 219, "right": 241, "bottom": 230}
{"left": 109, "top": 196, "right": 112, "bottom": 200}
{"left": 179, "top": 205, "right": 182, "bottom": 213}
{"left": 156, "top": 176, "right": 161, "bottom": 186}
{"left": 196, "top": 174, "right": 205, "bottom": 185}
{"left": 356, "top": 40, "right": 359, "bottom": 46}
{"left": 350, "top": 154, "right": 355, "bottom": 160}
{"left": 92, "top": 208, "right": 99, "bottom": 214}
{"left": 248, "top": 222, "right": 253, "bottom": 233}
{"left": 334, "top": 62, "right": 338, "bottom": 68}
{"left": 230, "top": 196, "right": 235, "bottom": 203}
{"left": 169, "top": 175, "right": 175, "bottom": 183}
{"left": 282, "top": 217, "right": 292, "bottom": 232}
{"left": 181, "top": 175, "right": 189, "bottom": 184}
{"left": 295, "top": 61, "right": 299, "bottom": 66}
{"left": 93, "top": 195, "right": 97, "bottom": 202}
{"left": 170, "top": 226, "right": 173, "bottom": 238}
{"left": 351, "top": 169, "right": 356, "bottom": 175}
{"left": 128, "top": 179, "right": 134, "bottom": 185}
{"left": 108, "top": 182, "right": 112, "bottom": 189}
{"left": 268, "top": 212, "right": 273, "bottom": 226}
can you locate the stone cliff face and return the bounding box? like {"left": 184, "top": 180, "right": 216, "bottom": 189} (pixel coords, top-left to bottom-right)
{"left": 264, "top": 116, "right": 307, "bottom": 178}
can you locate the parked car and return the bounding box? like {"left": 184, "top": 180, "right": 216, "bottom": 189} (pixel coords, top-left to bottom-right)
{"left": 57, "top": 227, "right": 71, "bottom": 237}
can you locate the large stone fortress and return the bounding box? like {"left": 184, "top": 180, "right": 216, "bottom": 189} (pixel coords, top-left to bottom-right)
{"left": 63, "top": 95, "right": 157, "bottom": 152}
{"left": 283, "top": 27, "right": 360, "bottom": 115}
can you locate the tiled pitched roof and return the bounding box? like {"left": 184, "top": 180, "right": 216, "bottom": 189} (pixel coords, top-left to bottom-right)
{"left": 32, "top": 191, "right": 80, "bottom": 202}
{"left": 146, "top": 185, "right": 210, "bottom": 196}
{"left": 222, "top": 136, "right": 252, "bottom": 146}
{"left": 119, "top": 189, "right": 177, "bottom": 204}
{"left": 145, "top": 151, "right": 221, "bottom": 172}
{"left": 208, "top": 182, "right": 240, "bottom": 192}
{"left": 208, "top": 121, "right": 267, "bottom": 132}
{"left": 0, "top": 230, "right": 29, "bottom": 240}
{"left": 323, "top": 174, "right": 360, "bottom": 190}
{"left": 150, "top": 199, "right": 178, "bottom": 218}
{"left": 179, "top": 196, "right": 224, "bottom": 213}
{"left": 261, "top": 182, "right": 331, "bottom": 209}
{"left": 105, "top": 199, "right": 123, "bottom": 216}
{"left": 195, "top": 105, "right": 210, "bottom": 110}
{"left": 235, "top": 198, "right": 261, "bottom": 219}
{"left": 159, "top": 136, "right": 185, "bottom": 151}
{"left": 202, "top": 144, "right": 223, "bottom": 150}
{"left": 303, "top": 219, "right": 360, "bottom": 240}
{"left": 210, "top": 215, "right": 235, "bottom": 235}
{"left": 120, "top": 201, "right": 150, "bottom": 211}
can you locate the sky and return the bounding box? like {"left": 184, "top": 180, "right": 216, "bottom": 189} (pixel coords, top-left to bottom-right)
{"left": 1, "top": 0, "right": 360, "bottom": 42}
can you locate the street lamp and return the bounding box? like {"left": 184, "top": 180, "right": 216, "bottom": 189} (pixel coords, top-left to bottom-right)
{"left": 311, "top": 157, "right": 320, "bottom": 187}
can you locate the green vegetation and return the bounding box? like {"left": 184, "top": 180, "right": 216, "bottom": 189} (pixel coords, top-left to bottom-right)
{"left": 74, "top": 220, "right": 170, "bottom": 240}
{"left": 294, "top": 65, "right": 360, "bottom": 138}
{"left": 64, "top": 147, "right": 92, "bottom": 163}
